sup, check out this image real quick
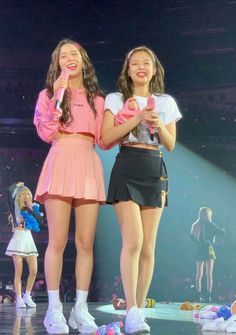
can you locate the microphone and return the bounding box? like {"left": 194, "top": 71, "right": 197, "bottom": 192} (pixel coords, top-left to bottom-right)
{"left": 55, "top": 70, "right": 69, "bottom": 113}
{"left": 147, "top": 96, "right": 156, "bottom": 140}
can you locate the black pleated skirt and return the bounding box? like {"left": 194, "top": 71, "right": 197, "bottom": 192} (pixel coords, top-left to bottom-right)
{"left": 107, "top": 146, "right": 168, "bottom": 207}
{"left": 195, "top": 244, "right": 216, "bottom": 261}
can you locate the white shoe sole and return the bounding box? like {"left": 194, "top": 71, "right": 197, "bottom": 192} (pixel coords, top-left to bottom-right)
{"left": 44, "top": 320, "right": 69, "bottom": 334}
{"left": 125, "top": 326, "right": 150, "bottom": 333}
{"left": 68, "top": 315, "right": 98, "bottom": 333}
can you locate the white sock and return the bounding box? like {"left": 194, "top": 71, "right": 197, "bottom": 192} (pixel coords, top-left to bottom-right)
{"left": 17, "top": 294, "right": 23, "bottom": 301}
{"left": 24, "top": 290, "right": 31, "bottom": 298}
{"left": 75, "top": 289, "right": 88, "bottom": 308}
{"left": 48, "top": 290, "right": 62, "bottom": 310}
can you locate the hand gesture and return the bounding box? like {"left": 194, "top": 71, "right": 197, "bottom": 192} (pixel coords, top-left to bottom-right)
{"left": 137, "top": 106, "right": 157, "bottom": 123}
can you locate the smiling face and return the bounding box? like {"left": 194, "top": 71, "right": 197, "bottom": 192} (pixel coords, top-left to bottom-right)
{"left": 128, "top": 50, "right": 156, "bottom": 88}
{"left": 59, "top": 43, "right": 83, "bottom": 78}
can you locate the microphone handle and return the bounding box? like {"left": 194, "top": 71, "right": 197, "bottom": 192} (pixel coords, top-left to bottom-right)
{"left": 55, "top": 70, "right": 69, "bottom": 111}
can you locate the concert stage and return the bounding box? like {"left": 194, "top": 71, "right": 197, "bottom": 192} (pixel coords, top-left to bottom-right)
{"left": 0, "top": 301, "right": 205, "bottom": 334}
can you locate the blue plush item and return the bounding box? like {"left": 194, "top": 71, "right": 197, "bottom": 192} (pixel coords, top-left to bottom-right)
{"left": 20, "top": 208, "right": 40, "bottom": 232}
{"left": 216, "top": 305, "right": 232, "bottom": 320}
{"left": 32, "top": 203, "right": 41, "bottom": 215}
{"left": 96, "top": 321, "right": 123, "bottom": 334}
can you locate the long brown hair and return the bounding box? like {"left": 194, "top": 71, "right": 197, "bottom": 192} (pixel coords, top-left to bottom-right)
{"left": 46, "top": 38, "right": 104, "bottom": 124}
{"left": 191, "top": 207, "right": 213, "bottom": 242}
{"left": 117, "top": 46, "right": 165, "bottom": 102}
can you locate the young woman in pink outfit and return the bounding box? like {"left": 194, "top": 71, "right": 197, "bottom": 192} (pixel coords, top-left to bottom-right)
{"left": 101, "top": 46, "right": 182, "bottom": 334}
{"left": 34, "top": 39, "right": 106, "bottom": 334}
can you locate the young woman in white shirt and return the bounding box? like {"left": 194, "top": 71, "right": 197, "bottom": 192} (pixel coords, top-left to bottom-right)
{"left": 101, "top": 46, "right": 182, "bottom": 334}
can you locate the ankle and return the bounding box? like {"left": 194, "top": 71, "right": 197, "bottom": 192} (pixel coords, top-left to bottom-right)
{"left": 75, "top": 289, "right": 88, "bottom": 307}
{"left": 23, "top": 291, "right": 31, "bottom": 298}
{"left": 196, "top": 291, "right": 204, "bottom": 302}
{"left": 207, "top": 292, "right": 212, "bottom": 302}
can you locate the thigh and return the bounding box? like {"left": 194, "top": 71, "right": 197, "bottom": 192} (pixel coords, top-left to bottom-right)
{"left": 44, "top": 197, "right": 72, "bottom": 242}
{"left": 25, "top": 255, "right": 38, "bottom": 273}
{"left": 12, "top": 255, "right": 23, "bottom": 274}
{"left": 114, "top": 201, "right": 143, "bottom": 244}
{"left": 140, "top": 201, "right": 165, "bottom": 248}
{"left": 74, "top": 200, "right": 99, "bottom": 242}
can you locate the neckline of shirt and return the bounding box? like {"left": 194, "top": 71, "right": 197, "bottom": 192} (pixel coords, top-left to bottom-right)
{"left": 69, "top": 87, "right": 85, "bottom": 94}
{"left": 134, "top": 94, "right": 153, "bottom": 99}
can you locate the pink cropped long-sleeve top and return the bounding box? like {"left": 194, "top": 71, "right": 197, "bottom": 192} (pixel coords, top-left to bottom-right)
{"left": 33, "top": 88, "right": 105, "bottom": 148}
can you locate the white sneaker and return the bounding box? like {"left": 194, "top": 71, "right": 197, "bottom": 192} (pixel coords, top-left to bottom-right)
{"left": 23, "top": 294, "right": 37, "bottom": 308}
{"left": 125, "top": 306, "right": 150, "bottom": 333}
{"left": 44, "top": 307, "right": 69, "bottom": 334}
{"left": 68, "top": 303, "right": 98, "bottom": 333}
{"left": 15, "top": 298, "right": 26, "bottom": 308}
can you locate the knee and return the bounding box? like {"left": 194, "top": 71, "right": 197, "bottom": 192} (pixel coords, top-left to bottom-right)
{"left": 48, "top": 237, "right": 67, "bottom": 253}
{"left": 196, "top": 273, "right": 203, "bottom": 281}
{"left": 29, "top": 268, "right": 37, "bottom": 278}
{"left": 206, "top": 272, "right": 213, "bottom": 280}
{"left": 140, "top": 245, "right": 154, "bottom": 261}
{"left": 123, "top": 238, "right": 143, "bottom": 256}
{"left": 75, "top": 237, "right": 94, "bottom": 254}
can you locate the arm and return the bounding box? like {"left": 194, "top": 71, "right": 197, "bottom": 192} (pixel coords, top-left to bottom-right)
{"left": 191, "top": 233, "right": 198, "bottom": 244}
{"left": 155, "top": 95, "right": 181, "bottom": 151}
{"left": 101, "top": 109, "right": 141, "bottom": 146}
{"left": 20, "top": 210, "right": 40, "bottom": 232}
{"left": 101, "top": 98, "right": 156, "bottom": 146}
{"left": 33, "top": 90, "right": 61, "bottom": 143}
{"left": 33, "top": 73, "right": 69, "bottom": 143}
{"left": 94, "top": 96, "right": 117, "bottom": 150}
{"left": 156, "top": 120, "right": 176, "bottom": 151}
{"left": 211, "top": 223, "right": 225, "bottom": 236}
{"left": 191, "top": 224, "right": 199, "bottom": 244}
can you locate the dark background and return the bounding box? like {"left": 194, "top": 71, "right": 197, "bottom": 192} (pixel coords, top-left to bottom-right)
{"left": 0, "top": 0, "right": 236, "bottom": 303}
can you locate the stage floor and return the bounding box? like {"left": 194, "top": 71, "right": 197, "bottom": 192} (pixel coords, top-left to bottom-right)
{"left": 0, "top": 302, "right": 205, "bottom": 334}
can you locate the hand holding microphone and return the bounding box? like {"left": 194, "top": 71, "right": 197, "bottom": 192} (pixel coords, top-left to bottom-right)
{"left": 54, "top": 69, "right": 69, "bottom": 114}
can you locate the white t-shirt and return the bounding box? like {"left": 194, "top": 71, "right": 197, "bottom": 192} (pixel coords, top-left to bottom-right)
{"left": 104, "top": 92, "right": 182, "bottom": 146}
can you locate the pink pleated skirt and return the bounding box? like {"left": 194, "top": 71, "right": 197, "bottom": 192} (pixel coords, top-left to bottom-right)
{"left": 35, "top": 138, "right": 106, "bottom": 204}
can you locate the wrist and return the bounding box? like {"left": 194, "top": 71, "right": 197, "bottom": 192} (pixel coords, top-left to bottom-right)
{"left": 135, "top": 113, "right": 142, "bottom": 123}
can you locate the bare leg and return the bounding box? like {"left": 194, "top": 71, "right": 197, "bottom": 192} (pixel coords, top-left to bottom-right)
{"left": 206, "top": 259, "right": 214, "bottom": 293}
{"left": 44, "top": 198, "right": 72, "bottom": 290}
{"left": 74, "top": 200, "right": 99, "bottom": 290}
{"left": 25, "top": 255, "right": 38, "bottom": 293}
{"left": 114, "top": 201, "right": 143, "bottom": 310}
{"left": 196, "top": 261, "right": 204, "bottom": 292}
{"left": 136, "top": 204, "right": 164, "bottom": 308}
{"left": 12, "top": 255, "right": 23, "bottom": 296}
